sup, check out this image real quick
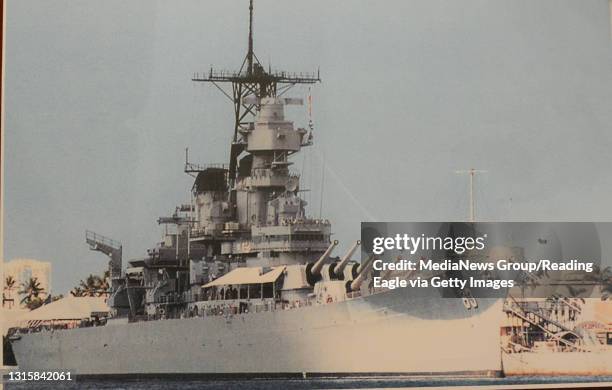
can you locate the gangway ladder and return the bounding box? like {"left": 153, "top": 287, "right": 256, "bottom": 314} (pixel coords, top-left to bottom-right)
{"left": 85, "top": 230, "right": 123, "bottom": 292}
{"left": 504, "top": 297, "right": 586, "bottom": 351}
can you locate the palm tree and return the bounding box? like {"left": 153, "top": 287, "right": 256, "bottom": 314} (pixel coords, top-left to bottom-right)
{"left": 515, "top": 271, "right": 542, "bottom": 298}
{"left": 70, "top": 286, "right": 85, "bottom": 297}
{"left": 52, "top": 294, "right": 64, "bottom": 302}
{"left": 564, "top": 284, "right": 588, "bottom": 299}
{"left": 99, "top": 270, "right": 110, "bottom": 296}
{"left": 79, "top": 274, "right": 102, "bottom": 296}
{"left": 4, "top": 275, "right": 16, "bottom": 296}
{"left": 586, "top": 265, "right": 612, "bottom": 300}
{"left": 26, "top": 296, "right": 44, "bottom": 310}
{"left": 75, "top": 272, "right": 110, "bottom": 297}
{"left": 3, "top": 275, "right": 16, "bottom": 308}
{"left": 18, "top": 277, "right": 45, "bottom": 307}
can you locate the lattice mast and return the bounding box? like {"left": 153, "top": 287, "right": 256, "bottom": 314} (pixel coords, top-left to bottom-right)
{"left": 192, "top": 0, "right": 320, "bottom": 186}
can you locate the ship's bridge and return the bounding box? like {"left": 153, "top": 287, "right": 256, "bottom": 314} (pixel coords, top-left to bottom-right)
{"left": 239, "top": 170, "right": 300, "bottom": 188}
{"left": 220, "top": 220, "right": 331, "bottom": 255}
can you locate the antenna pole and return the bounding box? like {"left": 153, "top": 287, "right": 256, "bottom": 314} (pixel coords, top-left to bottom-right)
{"left": 455, "top": 168, "right": 487, "bottom": 222}
{"left": 319, "top": 156, "right": 325, "bottom": 218}
{"left": 469, "top": 169, "right": 474, "bottom": 222}
{"left": 247, "top": 0, "right": 254, "bottom": 75}
{"left": 308, "top": 87, "right": 313, "bottom": 130}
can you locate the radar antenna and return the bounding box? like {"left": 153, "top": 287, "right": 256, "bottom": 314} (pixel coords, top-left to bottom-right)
{"left": 192, "top": 0, "right": 321, "bottom": 186}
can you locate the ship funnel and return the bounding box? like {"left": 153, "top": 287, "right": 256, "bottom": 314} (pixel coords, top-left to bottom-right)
{"left": 332, "top": 240, "right": 360, "bottom": 279}
{"left": 348, "top": 257, "right": 374, "bottom": 292}
{"left": 306, "top": 240, "right": 338, "bottom": 285}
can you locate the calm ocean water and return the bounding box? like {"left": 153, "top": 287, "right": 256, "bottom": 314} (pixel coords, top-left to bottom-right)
{"left": 4, "top": 376, "right": 612, "bottom": 389}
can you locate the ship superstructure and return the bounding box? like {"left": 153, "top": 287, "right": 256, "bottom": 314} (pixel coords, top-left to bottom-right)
{"left": 98, "top": 0, "right": 367, "bottom": 320}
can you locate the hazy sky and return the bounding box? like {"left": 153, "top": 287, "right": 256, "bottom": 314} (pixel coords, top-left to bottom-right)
{"left": 4, "top": 0, "right": 612, "bottom": 294}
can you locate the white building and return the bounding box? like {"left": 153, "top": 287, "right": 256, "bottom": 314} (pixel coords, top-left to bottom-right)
{"left": 2, "top": 258, "right": 52, "bottom": 309}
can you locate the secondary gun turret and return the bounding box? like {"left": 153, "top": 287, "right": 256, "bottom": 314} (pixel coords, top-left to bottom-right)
{"left": 306, "top": 240, "right": 338, "bottom": 285}
{"left": 329, "top": 240, "right": 360, "bottom": 280}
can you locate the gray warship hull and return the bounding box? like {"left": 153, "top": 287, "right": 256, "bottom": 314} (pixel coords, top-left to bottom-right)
{"left": 11, "top": 288, "right": 503, "bottom": 377}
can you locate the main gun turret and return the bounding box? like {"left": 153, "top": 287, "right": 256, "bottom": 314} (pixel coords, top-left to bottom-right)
{"left": 329, "top": 240, "right": 360, "bottom": 280}
{"left": 305, "top": 240, "right": 338, "bottom": 285}
{"left": 347, "top": 256, "right": 375, "bottom": 293}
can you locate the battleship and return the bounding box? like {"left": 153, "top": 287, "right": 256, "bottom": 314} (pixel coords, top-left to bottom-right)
{"left": 9, "top": 2, "right": 504, "bottom": 377}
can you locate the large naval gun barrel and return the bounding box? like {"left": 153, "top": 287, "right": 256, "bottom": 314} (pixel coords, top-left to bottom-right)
{"left": 356, "top": 254, "right": 375, "bottom": 275}
{"left": 380, "top": 256, "right": 402, "bottom": 280}
{"left": 330, "top": 240, "right": 361, "bottom": 280}
{"left": 347, "top": 256, "right": 375, "bottom": 293}
{"left": 306, "top": 240, "right": 339, "bottom": 285}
